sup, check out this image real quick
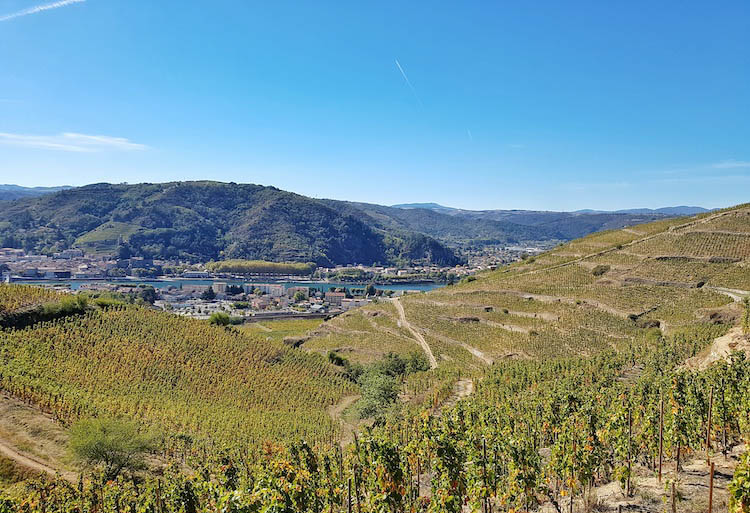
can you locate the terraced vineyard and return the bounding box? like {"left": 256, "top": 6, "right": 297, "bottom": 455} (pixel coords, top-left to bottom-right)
{"left": 304, "top": 204, "right": 750, "bottom": 367}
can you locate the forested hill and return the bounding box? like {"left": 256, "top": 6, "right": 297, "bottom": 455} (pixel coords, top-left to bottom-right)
{"left": 0, "top": 181, "right": 697, "bottom": 266}
{"left": 386, "top": 202, "right": 679, "bottom": 241}
{"left": 0, "top": 181, "right": 460, "bottom": 266}
{"left": 0, "top": 184, "right": 72, "bottom": 201}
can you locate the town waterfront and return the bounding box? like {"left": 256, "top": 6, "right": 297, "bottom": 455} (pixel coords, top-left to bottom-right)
{"left": 22, "top": 278, "right": 444, "bottom": 293}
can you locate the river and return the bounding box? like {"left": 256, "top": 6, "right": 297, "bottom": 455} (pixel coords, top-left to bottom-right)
{"left": 22, "top": 278, "right": 444, "bottom": 293}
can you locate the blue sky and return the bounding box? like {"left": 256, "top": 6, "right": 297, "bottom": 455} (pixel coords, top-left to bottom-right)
{"left": 0, "top": 0, "right": 748, "bottom": 210}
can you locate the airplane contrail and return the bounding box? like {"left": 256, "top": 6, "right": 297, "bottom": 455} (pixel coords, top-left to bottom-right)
{"left": 0, "top": 0, "right": 85, "bottom": 22}
{"left": 395, "top": 58, "right": 423, "bottom": 107}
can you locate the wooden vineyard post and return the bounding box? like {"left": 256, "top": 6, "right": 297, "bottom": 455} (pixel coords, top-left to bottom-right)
{"left": 347, "top": 477, "right": 352, "bottom": 513}
{"left": 706, "top": 388, "right": 713, "bottom": 464}
{"left": 570, "top": 440, "right": 575, "bottom": 513}
{"left": 671, "top": 481, "right": 676, "bottom": 513}
{"left": 417, "top": 457, "right": 421, "bottom": 500}
{"left": 156, "top": 478, "right": 164, "bottom": 513}
{"left": 482, "top": 438, "right": 488, "bottom": 513}
{"left": 627, "top": 408, "right": 632, "bottom": 497}
{"left": 659, "top": 397, "right": 664, "bottom": 483}
{"left": 355, "top": 464, "right": 361, "bottom": 513}
{"left": 708, "top": 462, "right": 714, "bottom": 513}
{"left": 721, "top": 380, "right": 728, "bottom": 461}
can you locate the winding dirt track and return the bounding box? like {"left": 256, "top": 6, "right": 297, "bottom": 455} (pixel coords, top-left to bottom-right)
{"left": 327, "top": 395, "right": 360, "bottom": 448}
{"left": 707, "top": 286, "right": 750, "bottom": 302}
{"left": 391, "top": 298, "right": 438, "bottom": 369}
{"left": 0, "top": 438, "right": 75, "bottom": 482}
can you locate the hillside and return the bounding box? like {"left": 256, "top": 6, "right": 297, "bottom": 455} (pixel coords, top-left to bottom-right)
{"left": 390, "top": 202, "right": 692, "bottom": 240}
{"left": 306, "top": 203, "right": 750, "bottom": 367}
{"left": 0, "top": 181, "right": 460, "bottom": 266}
{"left": 0, "top": 206, "right": 749, "bottom": 511}
{"left": 0, "top": 185, "right": 72, "bottom": 202}
{"left": 0, "top": 183, "right": 693, "bottom": 266}
{"left": 370, "top": 202, "right": 676, "bottom": 243}
{"left": 0, "top": 301, "right": 354, "bottom": 448}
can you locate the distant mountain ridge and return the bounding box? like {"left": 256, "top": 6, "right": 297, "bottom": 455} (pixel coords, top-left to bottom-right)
{"left": 0, "top": 183, "right": 706, "bottom": 265}
{"left": 0, "top": 182, "right": 461, "bottom": 266}
{"left": 393, "top": 202, "right": 710, "bottom": 217}
{"left": 574, "top": 206, "right": 711, "bottom": 215}
{"left": 387, "top": 202, "right": 695, "bottom": 241}
{"left": 0, "top": 184, "right": 73, "bottom": 201}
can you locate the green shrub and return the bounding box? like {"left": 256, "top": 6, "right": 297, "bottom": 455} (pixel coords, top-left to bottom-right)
{"left": 356, "top": 370, "right": 400, "bottom": 419}
{"left": 208, "top": 312, "right": 231, "bottom": 326}
{"left": 591, "top": 264, "right": 610, "bottom": 276}
{"left": 69, "top": 418, "right": 155, "bottom": 480}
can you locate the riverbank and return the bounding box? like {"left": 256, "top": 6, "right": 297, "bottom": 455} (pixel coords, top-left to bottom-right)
{"left": 15, "top": 277, "right": 445, "bottom": 293}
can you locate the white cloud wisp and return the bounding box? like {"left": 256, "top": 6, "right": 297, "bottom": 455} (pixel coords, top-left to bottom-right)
{"left": 0, "top": 132, "right": 148, "bottom": 152}
{"left": 0, "top": 0, "right": 85, "bottom": 22}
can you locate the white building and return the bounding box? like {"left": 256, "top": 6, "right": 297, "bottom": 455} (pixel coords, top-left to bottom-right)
{"left": 244, "top": 283, "right": 285, "bottom": 297}
{"left": 341, "top": 298, "right": 370, "bottom": 311}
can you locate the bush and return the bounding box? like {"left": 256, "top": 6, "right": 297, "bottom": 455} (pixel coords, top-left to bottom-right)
{"left": 591, "top": 265, "right": 610, "bottom": 276}
{"left": 328, "top": 351, "right": 346, "bottom": 366}
{"left": 69, "top": 418, "right": 155, "bottom": 480}
{"left": 356, "top": 370, "right": 400, "bottom": 419}
{"left": 208, "top": 312, "right": 231, "bottom": 326}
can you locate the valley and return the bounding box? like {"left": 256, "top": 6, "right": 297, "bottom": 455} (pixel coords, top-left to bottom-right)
{"left": 0, "top": 203, "right": 748, "bottom": 512}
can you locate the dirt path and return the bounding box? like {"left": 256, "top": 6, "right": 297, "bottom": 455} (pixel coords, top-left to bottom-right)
{"left": 480, "top": 318, "right": 530, "bottom": 333}
{"left": 0, "top": 438, "right": 75, "bottom": 482}
{"left": 422, "top": 329, "right": 493, "bottom": 365}
{"left": 0, "top": 393, "right": 77, "bottom": 483}
{"left": 707, "top": 286, "right": 750, "bottom": 302}
{"left": 436, "top": 379, "right": 474, "bottom": 413}
{"left": 327, "top": 395, "right": 361, "bottom": 448}
{"left": 391, "top": 298, "right": 438, "bottom": 369}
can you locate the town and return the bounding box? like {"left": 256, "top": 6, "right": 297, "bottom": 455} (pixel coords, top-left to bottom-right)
{"left": 0, "top": 244, "right": 546, "bottom": 321}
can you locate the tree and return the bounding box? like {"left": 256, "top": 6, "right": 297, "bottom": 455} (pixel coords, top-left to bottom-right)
{"left": 209, "top": 311, "right": 231, "bottom": 326}
{"left": 356, "top": 369, "right": 400, "bottom": 418}
{"left": 201, "top": 286, "right": 216, "bottom": 300}
{"left": 138, "top": 286, "right": 158, "bottom": 304}
{"left": 293, "top": 291, "right": 307, "bottom": 303}
{"left": 743, "top": 296, "right": 750, "bottom": 335}
{"left": 365, "top": 283, "right": 377, "bottom": 297}
{"left": 69, "top": 418, "right": 154, "bottom": 480}
{"left": 226, "top": 284, "right": 243, "bottom": 295}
